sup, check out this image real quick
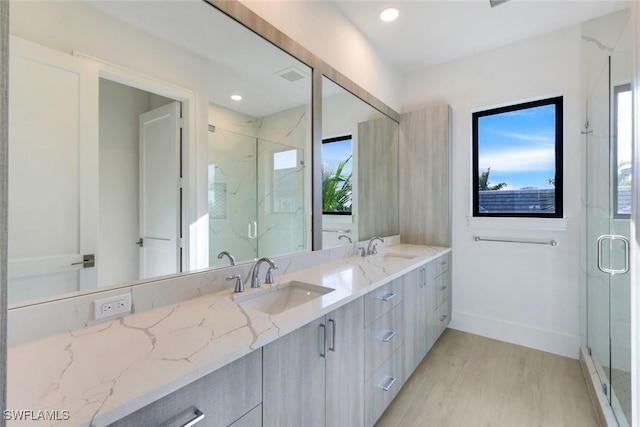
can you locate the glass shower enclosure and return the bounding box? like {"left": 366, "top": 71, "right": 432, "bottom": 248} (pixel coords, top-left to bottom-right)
{"left": 207, "top": 126, "right": 307, "bottom": 268}
{"left": 586, "top": 17, "right": 632, "bottom": 427}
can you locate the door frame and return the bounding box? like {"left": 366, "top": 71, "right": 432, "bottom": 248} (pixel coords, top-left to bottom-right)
{"left": 74, "top": 51, "right": 198, "bottom": 274}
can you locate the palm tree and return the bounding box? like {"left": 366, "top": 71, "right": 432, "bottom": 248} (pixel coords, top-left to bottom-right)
{"left": 323, "top": 156, "right": 352, "bottom": 212}
{"left": 478, "top": 167, "right": 507, "bottom": 191}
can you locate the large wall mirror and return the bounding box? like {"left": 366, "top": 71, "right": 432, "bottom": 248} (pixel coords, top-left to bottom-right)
{"left": 321, "top": 77, "right": 399, "bottom": 248}
{"left": 8, "top": 0, "right": 312, "bottom": 304}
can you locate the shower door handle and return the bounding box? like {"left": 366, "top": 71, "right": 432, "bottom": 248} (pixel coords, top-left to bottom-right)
{"left": 597, "top": 235, "right": 630, "bottom": 275}
{"left": 247, "top": 221, "right": 257, "bottom": 240}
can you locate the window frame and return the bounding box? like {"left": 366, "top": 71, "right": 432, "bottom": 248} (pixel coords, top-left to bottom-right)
{"left": 472, "top": 96, "right": 564, "bottom": 218}
{"left": 613, "top": 83, "right": 632, "bottom": 219}
{"left": 322, "top": 135, "right": 353, "bottom": 216}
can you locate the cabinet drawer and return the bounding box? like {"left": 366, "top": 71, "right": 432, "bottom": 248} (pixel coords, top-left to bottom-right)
{"left": 435, "top": 274, "right": 451, "bottom": 307}
{"left": 365, "top": 345, "right": 404, "bottom": 427}
{"left": 365, "top": 303, "right": 403, "bottom": 380}
{"left": 365, "top": 278, "right": 404, "bottom": 326}
{"left": 110, "top": 350, "right": 262, "bottom": 427}
{"left": 436, "top": 298, "right": 451, "bottom": 338}
{"left": 229, "top": 404, "right": 262, "bottom": 427}
{"left": 433, "top": 253, "right": 450, "bottom": 278}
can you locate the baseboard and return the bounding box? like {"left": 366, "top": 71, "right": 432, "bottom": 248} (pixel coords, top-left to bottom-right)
{"left": 580, "top": 347, "right": 620, "bottom": 427}
{"left": 448, "top": 310, "right": 580, "bottom": 359}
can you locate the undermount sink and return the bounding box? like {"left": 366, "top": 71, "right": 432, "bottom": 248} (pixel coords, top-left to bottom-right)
{"left": 376, "top": 253, "right": 417, "bottom": 263}
{"left": 235, "top": 281, "right": 334, "bottom": 315}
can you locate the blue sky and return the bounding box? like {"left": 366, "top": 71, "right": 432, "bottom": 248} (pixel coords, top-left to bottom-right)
{"left": 478, "top": 104, "right": 556, "bottom": 190}
{"left": 323, "top": 138, "right": 353, "bottom": 176}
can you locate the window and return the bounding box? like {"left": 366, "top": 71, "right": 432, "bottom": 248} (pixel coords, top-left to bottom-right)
{"left": 472, "top": 96, "right": 563, "bottom": 218}
{"left": 614, "top": 84, "right": 632, "bottom": 218}
{"left": 322, "top": 135, "right": 353, "bottom": 214}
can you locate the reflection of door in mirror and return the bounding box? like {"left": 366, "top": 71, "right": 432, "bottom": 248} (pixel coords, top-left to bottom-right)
{"left": 101, "top": 79, "right": 180, "bottom": 286}
{"left": 7, "top": 37, "right": 183, "bottom": 304}
{"left": 8, "top": 37, "right": 97, "bottom": 303}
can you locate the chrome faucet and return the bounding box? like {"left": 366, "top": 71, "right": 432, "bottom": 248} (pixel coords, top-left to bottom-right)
{"left": 338, "top": 234, "right": 353, "bottom": 244}
{"left": 367, "top": 237, "right": 384, "bottom": 255}
{"left": 246, "top": 257, "right": 278, "bottom": 288}
{"left": 226, "top": 274, "right": 243, "bottom": 293}
{"left": 217, "top": 251, "right": 236, "bottom": 266}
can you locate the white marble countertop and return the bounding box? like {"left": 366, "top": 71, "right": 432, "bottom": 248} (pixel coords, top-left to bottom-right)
{"left": 7, "top": 244, "right": 450, "bottom": 427}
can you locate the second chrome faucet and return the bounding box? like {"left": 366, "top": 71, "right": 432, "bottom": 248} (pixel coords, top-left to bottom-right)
{"left": 246, "top": 257, "right": 278, "bottom": 288}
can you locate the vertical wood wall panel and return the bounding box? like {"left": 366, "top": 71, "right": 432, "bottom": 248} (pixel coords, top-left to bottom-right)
{"left": 399, "top": 105, "right": 451, "bottom": 246}
{"left": 358, "top": 118, "right": 399, "bottom": 240}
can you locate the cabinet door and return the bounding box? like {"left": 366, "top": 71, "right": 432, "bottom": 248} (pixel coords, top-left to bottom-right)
{"left": 402, "top": 266, "right": 431, "bottom": 378}
{"left": 326, "top": 298, "right": 365, "bottom": 427}
{"left": 263, "top": 318, "right": 326, "bottom": 427}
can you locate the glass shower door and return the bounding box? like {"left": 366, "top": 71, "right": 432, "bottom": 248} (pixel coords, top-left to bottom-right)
{"left": 586, "top": 19, "right": 632, "bottom": 425}
{"left": 207, "top": 127, "right": 258, "bottom": 267}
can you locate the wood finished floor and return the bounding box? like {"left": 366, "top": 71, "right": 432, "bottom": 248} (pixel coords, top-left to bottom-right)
{"left": 376, "top": 329, "right": 599, "bottom": 427}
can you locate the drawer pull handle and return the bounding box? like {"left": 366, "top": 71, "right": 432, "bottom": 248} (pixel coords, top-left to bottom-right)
{"left": 180, "top": 408, "right": 205, "bottom": 427}
{"left": 440, "top": 261, "right": 447, "bottom": 265}
{"left": 381, "top": 292, "right": 396, "bottom": 302}
{"left": 440, "top": 315, "right": 448, "bottom": 322}
{"left": 382, "top": 330, "right": 397, "bottom": 342}
{"left": 319, "top": 324, "right": 326, "bottom": 358}
{"left": 380, "top": 376, "right": 397, "bottom": 391}
{"left": 440, "top": 286, "right": 447, "bottom": 291}
{"left": 328, "top": 319, "right": 336, "bottom": 352}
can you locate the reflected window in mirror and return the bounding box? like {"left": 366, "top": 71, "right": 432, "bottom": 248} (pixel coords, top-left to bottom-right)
{"left": 321, "top": 76, "right": 399, "bottom": 249}
{"left": 322, "top": 136, "right": 353, "bottom": 215}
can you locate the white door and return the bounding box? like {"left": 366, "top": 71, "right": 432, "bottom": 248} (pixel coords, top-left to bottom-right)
{"left": 139, "top": 102, "right": 181, "bottom": 279}
{"left": 7, "top": 36, "right": 99, "bottom": 303}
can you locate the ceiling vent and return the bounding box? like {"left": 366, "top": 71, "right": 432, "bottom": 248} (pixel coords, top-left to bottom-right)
{"left": 489, "top": 0, "right": 510, "bottom": 7}
{"left": 276, "top": 66, "right": 307, "bottom": 83}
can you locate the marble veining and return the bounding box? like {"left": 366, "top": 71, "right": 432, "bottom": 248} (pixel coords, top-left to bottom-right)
{"left": 8, "top": 243, "right": 448, "bottom": 427}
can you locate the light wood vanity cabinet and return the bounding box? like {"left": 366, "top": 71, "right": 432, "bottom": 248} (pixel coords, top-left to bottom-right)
{"left": 404, "top": 253, "right": 452, "bottom": 381}
{"left": 109, "top": 350, "right": 262, "bottom": 427}
{"left": 432, "top": 253, "right": 452, "bottom": 337}
{"left": 364, "top": 277, "right": 405, "bottom": 427}
{"left": 263, "top": 298, "right": 365, "bottom": 427}
{"left": 403, "top": 264, "right": 431, "bottom": 378}
{"left": 110, "top": 256, "right": 451, "bottom": 427}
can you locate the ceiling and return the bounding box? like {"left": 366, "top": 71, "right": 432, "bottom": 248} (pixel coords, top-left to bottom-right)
{"left": 331, "top": 0, "right": 631, "bottom": 74}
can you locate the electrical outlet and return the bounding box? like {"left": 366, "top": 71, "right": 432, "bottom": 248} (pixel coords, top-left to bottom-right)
{"left": 93, "top": 293, "right": 132, "bottom": 320}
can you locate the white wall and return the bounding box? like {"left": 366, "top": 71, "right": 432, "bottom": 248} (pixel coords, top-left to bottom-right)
{"left": 403, "top": 26, "right": 582, "bottom": 358}
{"left": 241, "top": 0, "right": 403, "bottom": 112}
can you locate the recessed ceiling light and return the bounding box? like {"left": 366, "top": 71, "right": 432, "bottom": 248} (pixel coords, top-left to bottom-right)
{"left": 380, "top": 8, "right": 399, "bottom": 22}
{"left": 231, "top": 94, "right": 242, "bottom": 101}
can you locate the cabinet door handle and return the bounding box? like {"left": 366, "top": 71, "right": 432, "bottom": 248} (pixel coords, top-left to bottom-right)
{"left": 440, "top": 315, "right": 448, "bottom": 322}
{"left": 381, "top": 330, "right": 397, "bottom": 342}
{"left": 327, "top": 319, "right": 336, "bottom": 352}
{"left": 440, "top": 286, "right": 447, "bottom": 291}
{"left": 179, "top": 408, "right": 205, "bottom": 427}
{"left": 318, "top": 324, "right": 326, "bottom": 358}
{"left": 381, "top": 292, "right": 396, "bottom": 302}
{"left": 380, "top": 376, "right": 397, "bottom": 391}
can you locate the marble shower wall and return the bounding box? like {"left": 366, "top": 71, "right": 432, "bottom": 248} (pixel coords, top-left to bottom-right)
{"left": 256, "top": 103, "right": 311, "bottom": 258}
